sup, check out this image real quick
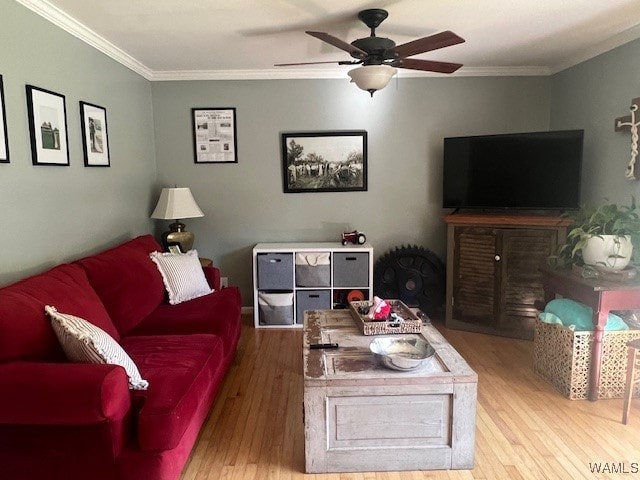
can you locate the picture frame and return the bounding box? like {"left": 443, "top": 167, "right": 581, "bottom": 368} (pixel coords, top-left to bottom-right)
{"left": 281, "top": 131, "right": 368, "bottom": 193}
{"left": 25, "top": 85, "right": 69, "bottom": 166}
{"left": 0, "top": 75, "right": 9, "bottom": 163}
{"left": 192, "top": 107, "right": 238, "bottom": 164}
{"left": 80, "top": 101, "right": 110, "bottom": 167}
{"left": 166, "top": 242, "right": 184, "bottom": 254}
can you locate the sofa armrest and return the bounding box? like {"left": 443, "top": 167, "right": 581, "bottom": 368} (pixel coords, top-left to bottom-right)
{"left": 0, "top": 361, "right": 131, "bottom": 425}
{"left": 203, "top": 264, "right": 221, "bottom": 290}
{"left": 0, "top": 362, "right": 133, "bottom": 478}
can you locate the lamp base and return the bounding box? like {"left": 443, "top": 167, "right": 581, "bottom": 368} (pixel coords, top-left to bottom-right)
{"left": 160, "top": 221, "right": 195, "bottom": 252}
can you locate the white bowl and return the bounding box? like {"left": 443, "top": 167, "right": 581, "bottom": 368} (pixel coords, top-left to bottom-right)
{"left": 369, "top": 336, "right": 435, "bottom": 371}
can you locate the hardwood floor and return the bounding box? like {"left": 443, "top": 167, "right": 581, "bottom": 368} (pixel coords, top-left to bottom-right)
{"left": 181, "top": 314, "right": 640, "bottom": 479}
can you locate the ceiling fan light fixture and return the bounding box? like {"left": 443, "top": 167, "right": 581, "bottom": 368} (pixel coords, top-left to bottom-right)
{"left": 348, "top": 65, "right": 397, "bottom": 96}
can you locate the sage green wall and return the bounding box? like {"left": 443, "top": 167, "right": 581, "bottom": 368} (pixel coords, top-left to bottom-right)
{"left": 0, "top": 0, "right": 157, "bottom": 286}
{"left": 550, "top": 38, "right": 640, "bottom": 206}
{"left": 152, "top": 77, "right": 550, "bottom": 304}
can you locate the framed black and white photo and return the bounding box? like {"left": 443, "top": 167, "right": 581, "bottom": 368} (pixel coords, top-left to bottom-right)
{"left": 281, "top": 131, "right": 367, "bottom": 193}
{"left": 192, "top": 107, "right": 238, "bottom": 164}
{"left": 80, "top": 101, "right": 110, "bottom": 167}
{"left": 25, "top": 85, "right": 69, "bottom": 166}
{"left": 0, "top": 75, "right": 9, "bottom": 163}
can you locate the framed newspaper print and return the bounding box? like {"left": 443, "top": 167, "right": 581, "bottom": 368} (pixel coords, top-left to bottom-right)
{"left": 192, "top": 108, "right": 238, "bottom": 164}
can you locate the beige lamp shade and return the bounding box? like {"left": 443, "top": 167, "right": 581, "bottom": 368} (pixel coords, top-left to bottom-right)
{"left": 348, "top": 65, "right": 397, "bottom": 96}
{"left": 151, "top": 187, "right": 204, "bottom": 252}
{"left": 151, "top": 187, "right": 204, "bottom": 220}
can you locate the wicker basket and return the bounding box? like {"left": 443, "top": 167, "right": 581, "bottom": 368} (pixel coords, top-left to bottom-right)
{"left": 533, "top": 318, "right": 640, "bottom": 399}
{"left": 349, "top": 299, "right": 422, "bottom": 336}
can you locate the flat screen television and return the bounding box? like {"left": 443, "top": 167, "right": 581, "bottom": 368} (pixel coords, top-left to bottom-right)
{"left": 443, "top": 130, "right": 583, "bottom": 210}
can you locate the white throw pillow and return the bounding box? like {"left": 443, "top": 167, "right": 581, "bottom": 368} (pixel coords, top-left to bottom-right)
{"left": 45, "top": 305, "right": 149, "bottom": 390}
{"left": 149, "top": 249, "right": 213, "bottom": 305}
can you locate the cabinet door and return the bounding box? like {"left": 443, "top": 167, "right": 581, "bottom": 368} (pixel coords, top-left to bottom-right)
{"left": 452, "top": 227, "right": 498, "bottom": 326}
{"left": 499, "top": 228, "right": 558, "bottom": 331}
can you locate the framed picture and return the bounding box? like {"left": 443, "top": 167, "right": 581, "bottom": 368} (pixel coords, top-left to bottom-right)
{"left": 80, "top": 101, "right": 110, "bottom": 167}
{"left": 0, "top": 75, "right": 9, "bottom": 163}
{"left": 25, "top": 85, "right": 69, "bottom": 166}
{"left": 192, "top": 107, "right": 238, "bottom": 164}
{"left": 281, "top": 131, "right": 367, "bottom": 193}
{"left": 166, "top": 242, "right": 184, "bottom": 254}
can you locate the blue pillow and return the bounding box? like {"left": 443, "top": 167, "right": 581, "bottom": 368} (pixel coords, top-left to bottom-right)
{"left": 541, "top": 298, "right": 629, "bottom": 331}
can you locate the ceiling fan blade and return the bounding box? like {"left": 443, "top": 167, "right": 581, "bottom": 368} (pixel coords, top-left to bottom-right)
{"left": 306, "top": 31, "right": 367, "bottom": 58}
{"left": 393, "top": 31, "right": 465, "bottom": 59}
{"left": 391, "top": 58, "right": 463, "bottom": 74}
{"left": 274, "top": 60, "right": 359, "bottom": 66}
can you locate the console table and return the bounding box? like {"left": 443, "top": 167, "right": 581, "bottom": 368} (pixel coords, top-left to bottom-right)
{"left": 444, "top": 213, "right": 570, "bottom": 339}
{"left": 540, "top": 268, "right": 640, "bottom": 401}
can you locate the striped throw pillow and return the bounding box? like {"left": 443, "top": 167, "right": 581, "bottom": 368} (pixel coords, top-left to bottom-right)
{"left": 150, "top": 249, "right": 213, "bottom": 305}
{"left": 45, "top": 305, "right": 149, "bottom": 390}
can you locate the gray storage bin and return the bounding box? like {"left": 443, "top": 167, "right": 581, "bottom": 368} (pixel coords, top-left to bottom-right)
{"left": 295, "top": 252, "right": 330, "bottom": 287}
{"left": 258, "top": 292, "right": 294, "bottom": 325}
{"left": 257, "top": 253, "right": 293, "bottom": 289}
{"left": 296, "top": 290, "right": 331, "bottom": 324}
{"left": 333, "top": 252, "right": 369, "bottom": 287}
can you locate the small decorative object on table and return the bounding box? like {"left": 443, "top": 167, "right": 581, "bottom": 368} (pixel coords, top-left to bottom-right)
{"left": 369, "top": 336, "right": 436, "bottom": 371}
{"left": 341, "top": 230, "right": 367, "bottom": 245}
{"left": 366, "top": 295, "right": 391, "bottom": 320}
{"left": 350, "top": 298, "right": 422, "bottom": 335}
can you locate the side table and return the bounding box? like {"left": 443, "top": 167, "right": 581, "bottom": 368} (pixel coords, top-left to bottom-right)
{"left": 540, "top": 268, "right": 640, "bottom": 401}
{"left": 199, "top": 257, "right": 213, "bottom": 268}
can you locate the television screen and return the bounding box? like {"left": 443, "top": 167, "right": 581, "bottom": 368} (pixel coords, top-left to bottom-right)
{"left": 443, "top": 130, "right": 583, "bottom": 210}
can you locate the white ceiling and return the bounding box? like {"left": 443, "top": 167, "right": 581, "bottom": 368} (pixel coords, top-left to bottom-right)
{"left": 17, "top": 0, "right": 640, "bottom": 81}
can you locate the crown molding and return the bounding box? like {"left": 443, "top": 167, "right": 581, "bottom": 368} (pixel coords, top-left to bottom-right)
{"left": 149, "top": 65, "right": 551, "bottom": 82}
{"left": 549, "top": 23, "right": 640, "bottom": 74}
{"left": 15, "top": 0, "right": 154, "bottom": 80}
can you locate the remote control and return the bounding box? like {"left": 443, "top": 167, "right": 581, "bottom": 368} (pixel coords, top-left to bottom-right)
{"left": 310, "top": 343, "right": 339, "bottom": 349}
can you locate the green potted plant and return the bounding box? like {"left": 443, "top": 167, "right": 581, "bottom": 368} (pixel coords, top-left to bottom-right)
{"left": 553, "top": 198, "right": 640, "bottom": 272}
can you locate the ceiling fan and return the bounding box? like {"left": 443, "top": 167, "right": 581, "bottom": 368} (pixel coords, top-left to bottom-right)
{"left": 275, "top": 8, "right": 465, "bottom": 96}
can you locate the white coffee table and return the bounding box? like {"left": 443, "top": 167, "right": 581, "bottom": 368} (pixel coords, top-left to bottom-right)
{"left": 303, "top": 309, "right": 477, "bottom": 473}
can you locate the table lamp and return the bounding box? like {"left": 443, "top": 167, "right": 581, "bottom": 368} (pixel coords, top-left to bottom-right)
{"left": 151, "top": 187, "right": 204, "bottom": 252}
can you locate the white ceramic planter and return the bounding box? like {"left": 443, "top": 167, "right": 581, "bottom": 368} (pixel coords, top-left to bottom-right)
{"left": 582, "top": 234, "right": 633, "bottom": 271}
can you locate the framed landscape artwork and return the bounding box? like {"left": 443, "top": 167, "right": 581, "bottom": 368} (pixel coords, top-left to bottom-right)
{"left": 281, "top": 131, "right": 368, "bottom": 193}
{"left": 25, "top": 85, "right": 69, "bottom": 166}
{"left": 0, "top": 75, "right": 9, "bottom": 163}
{"left": 80, "top": 101, "right": 110, "bottom": 167}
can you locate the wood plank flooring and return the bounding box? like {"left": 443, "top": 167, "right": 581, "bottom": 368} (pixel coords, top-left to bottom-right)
{"left": 180, "top": 314, "right": 640, "bottom": 479}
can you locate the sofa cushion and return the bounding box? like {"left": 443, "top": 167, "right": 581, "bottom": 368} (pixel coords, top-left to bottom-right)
{"left": 0, "top": 264, "right": 118, "bottom": 363}
{"left": 46, "top": 306, "right": 149, "bottom": 390}
{"left": 149, "top": 250, "right": 213, "bottom": 305}
{"left": 76, "top": 235, "right": 166, "bottom": 335}
{"left": 122, "top": 334, "right": 226, "bottom": 451}
{"left": 129, "top": 286, "right": 242, "bottom": 354}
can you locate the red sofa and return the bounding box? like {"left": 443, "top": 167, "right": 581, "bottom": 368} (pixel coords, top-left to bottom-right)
{"left": 0, "top": 235, "right": 242, "bottom": 480}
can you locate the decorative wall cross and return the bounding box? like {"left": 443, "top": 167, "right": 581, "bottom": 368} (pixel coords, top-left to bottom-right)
{"left": 615, "top": 97, "right": 640, "bottom": 180}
